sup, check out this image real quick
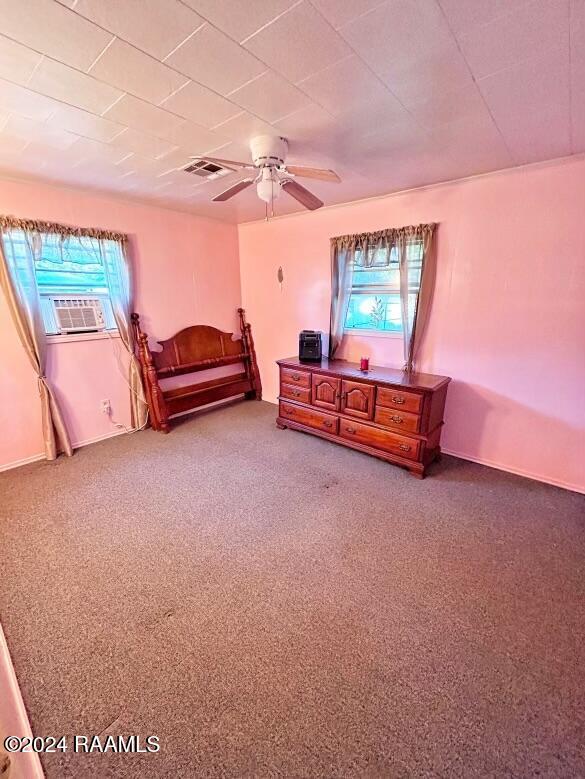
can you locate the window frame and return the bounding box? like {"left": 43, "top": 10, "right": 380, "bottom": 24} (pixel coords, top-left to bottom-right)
{"left": 343, "top": 241, "right": 423, "bottom": 338}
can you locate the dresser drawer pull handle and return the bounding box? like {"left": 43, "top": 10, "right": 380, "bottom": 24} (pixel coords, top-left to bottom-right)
{"left": 285, "top": 407, "right": 295, "bottom": 415}
{"left": 292, "top": 389, "right": 301, "bottom": 397}
{"left": 390, "top": 415, "right": 403, "bottom": 423}
{"left": 399, "top": 443, "right": 411, "bottom": 452}
{"left": 345, "top": 426, "right": 356, "bottom": 434}
{"left": 291, "top": 373, "right": 301, "bottom": 380}
{"left": 323, "top": 420, "right": 333, "bottom": 428}
{"left": 392, "top": 395, "right": 405, "bottom": 404}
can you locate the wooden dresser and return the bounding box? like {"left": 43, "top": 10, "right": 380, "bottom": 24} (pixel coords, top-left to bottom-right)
{"left": 276, "top": 357, "right": 451, "bottom": 478}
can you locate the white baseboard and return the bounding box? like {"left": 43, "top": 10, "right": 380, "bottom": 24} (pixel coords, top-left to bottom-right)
{"left": 0, "top": 624, "right": 44, "bottom": 778}
{"left": 0, "top": 427, "right": 126, "bottom": 473}
{"left": 441, "top": 447, "right": 585, "bottom": 495}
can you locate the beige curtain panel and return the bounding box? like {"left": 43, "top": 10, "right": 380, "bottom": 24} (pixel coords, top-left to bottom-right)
{"left": 0, "top": 224, "right": 72, "bottom": 461}
{"left": 80, "top": 235, "right": 147, "bottom": 430}
{"left": 329, "top": 223, "right": 437, "bottom": 369}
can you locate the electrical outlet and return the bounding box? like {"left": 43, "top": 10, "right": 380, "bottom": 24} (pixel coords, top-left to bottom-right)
{"left": 100, "top": 399, "right": 111, "bottom": 415}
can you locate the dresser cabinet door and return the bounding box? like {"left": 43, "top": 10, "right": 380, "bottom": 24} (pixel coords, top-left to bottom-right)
{"left": 311, "top": 373, "right": 340, "bottom": 411}
{"left": 340, "top": 380, "right": 374, "bottom": 420}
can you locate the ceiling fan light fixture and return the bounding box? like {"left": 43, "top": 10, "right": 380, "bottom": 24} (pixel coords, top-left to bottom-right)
{"left": 256, "top": 167, "right": 281, "bottom": 203}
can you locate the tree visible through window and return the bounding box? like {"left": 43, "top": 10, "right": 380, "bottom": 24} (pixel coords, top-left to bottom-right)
{"left": 2, "top": 229, "right": 117, "bottom": 333}
{"left": 344, "top": 242, "right": 423, "bottom": 333}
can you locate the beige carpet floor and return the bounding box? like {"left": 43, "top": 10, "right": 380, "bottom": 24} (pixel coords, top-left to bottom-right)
{"left": 1, "top": 400, "right": 584, "bottom": 778}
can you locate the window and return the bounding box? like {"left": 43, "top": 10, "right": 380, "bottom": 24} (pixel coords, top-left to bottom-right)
{"left": 344, "top": 241, "right": 423, "bottom": 334}
{"left": 2, "top": 229, "right": 117, "bottom": 334}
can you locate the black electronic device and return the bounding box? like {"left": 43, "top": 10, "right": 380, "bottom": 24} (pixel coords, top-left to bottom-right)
{"left": 299, "top": 330, "right": 322, "bottom": 362}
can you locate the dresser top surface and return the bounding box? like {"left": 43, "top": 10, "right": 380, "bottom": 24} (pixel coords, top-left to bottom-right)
{"left": 278, "top": 357, "right": 450, "bottom": 391}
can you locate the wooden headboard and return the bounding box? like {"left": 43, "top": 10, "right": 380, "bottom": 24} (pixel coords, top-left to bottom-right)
{"left": 131, "top": 309, "right": 261, "bottom": 433}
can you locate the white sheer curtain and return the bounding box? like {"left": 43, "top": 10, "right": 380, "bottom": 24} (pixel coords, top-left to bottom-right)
{"left": 329, "top": 240, "right": 355, "bottom": 358}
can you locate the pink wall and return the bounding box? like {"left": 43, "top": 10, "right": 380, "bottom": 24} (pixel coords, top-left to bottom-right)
{"left": 238, "top": 158, "right": 585, "bottom": 493}
{"left": 0, "top": 177, "right": 241, "bottom": 469}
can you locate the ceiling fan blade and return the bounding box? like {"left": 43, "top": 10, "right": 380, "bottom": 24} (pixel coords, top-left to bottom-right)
{"left": 281, "top": 180, "right": 324, "bottom": 211}
{"left": 285, "top": 165, "right": 340, "bottom": 183}
{"left": 189, "top": 155, "right": 254, "bottom": 170}
{"left": 212, "top": 179, "right": 255, "bottom": 202}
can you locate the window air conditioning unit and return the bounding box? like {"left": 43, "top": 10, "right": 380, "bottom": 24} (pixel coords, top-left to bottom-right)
{"left": 50, "top": 296, "right": 106, "bottom": 333}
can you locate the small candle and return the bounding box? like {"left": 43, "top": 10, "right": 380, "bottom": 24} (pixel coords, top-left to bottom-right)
{"left": 360, "top": 356, "right": 369, "bottom": 371}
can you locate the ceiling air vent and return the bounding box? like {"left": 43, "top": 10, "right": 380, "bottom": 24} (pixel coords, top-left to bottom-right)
{"left": 183, "top": 160, "right": 231, "bottom": 180}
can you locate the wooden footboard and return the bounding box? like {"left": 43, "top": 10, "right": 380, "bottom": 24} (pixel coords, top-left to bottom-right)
{"left": 131, "top": 309, "right": 261, "bottom": 433}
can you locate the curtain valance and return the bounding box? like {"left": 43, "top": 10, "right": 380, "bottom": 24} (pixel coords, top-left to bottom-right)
{"left": 0, "top": 214, "right": 127, "bottom": 243}
{"left": 331, "top": 223, "right": 436, "bottom": 251}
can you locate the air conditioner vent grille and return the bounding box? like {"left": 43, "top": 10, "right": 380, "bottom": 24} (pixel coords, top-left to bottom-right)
{"left": 52, "top": 297, "right": 105, "bottom": 333}
{"left": 183, "top": 161, "right": 231, "bottom": 179}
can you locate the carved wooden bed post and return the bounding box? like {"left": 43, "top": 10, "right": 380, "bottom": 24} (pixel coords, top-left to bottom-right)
{"left": 238, "top": 307, "right": 262, "bottom": 400}
{"left": 131, "top": 313, "right": 170, "bottom": 433}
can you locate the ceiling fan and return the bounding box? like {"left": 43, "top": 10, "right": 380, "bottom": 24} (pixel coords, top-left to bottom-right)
{"left": 189, "top": 135, "right": 340, "bottom": 214}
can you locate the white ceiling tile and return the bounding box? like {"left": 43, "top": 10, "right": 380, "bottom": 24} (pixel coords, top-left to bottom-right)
{"left": 165, "top": 24, "right": 266, "bottom": 95}
{"left": 103, "top": 94, "right": 186, "bottom": 139}
{"left": 407, "top": 84, "right": 488, "bottom": 129}
{"left": 229, "top": 71, "right": 310, "bottom": 122}
{"left": 89, "top": 39, "right": 188, "bottom": 105}
{"left": 69, "top": 136, "right": 131, "bottom": 165}
{"left": 0, "top": 78, "right": 58, "bottom": 121}
{"left": 332, "top": 115, "right": 429, "bottom": 164}
{"left": 340, "top": 0, "right": 453, "bottom": 77}
{"left": 0, "top": 130, "right": 29, "bottom": 155}
{"left": 297, "top": 55, "right": 391, "bottom": 115}
{"left": 244, "top": 1, "right": 351, "bottom": 83}
{"left": 109, "top": 128, "right": 178, "bottom": 158}
{"left": 457, "top": 0, "right": 570, "bottom": 80}
{"left": 273, "top": 104, "right": 336, "bottom": 151}
{"left": 437, "top": 0, "right": 529, "bottom": 35}
{"left": 495, "top": 108, "right": 572, "bottom": 164}
{"left": 180, "top": 0, "right": 296, "bottom": 43}
{"left": 478, "top": 47, "right": 570, "bottom": 121}
{"left": 114, "top": 152, "right": 183, "bottom": 177}
{"left": 163, "top": 122, "right": 230, "bottom": 155}
{"left": 136, "top": 145, "right": 193, "bottom": 173}
{"left": 3, "top": 114, "right": 79, "bottom": 150}
{"left": 73, "top": 0, "right": 204, "bottom": 60}
{"left": 47, "top": 103, "right": 125, "bottom": 143}
{"left": 477, "top": 46, "right": 570, "bottom": 163}
{"left": 29, "top": 58, "right": 124, "bottom": 114}
{"left": 310, "top": 0, "right": 389, "bottom": 29}
{"left": 211, "top": 111, "right": 275, "bottom": 141}
{"left": 379, "top": 42, "right": 473, "bottom": 106}
{"left": 0, "top": 0, "right": 113, "bottom": 71}
{"left": 0, "top": 35, "right": 43, "bottom": 86}
{"left": 160, "top": 80, "right": 241, "bottom": 128}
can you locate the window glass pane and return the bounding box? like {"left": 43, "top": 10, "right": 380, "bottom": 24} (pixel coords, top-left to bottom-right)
{"left": 5, "top": 230, "right": 109, "bottom": 294}
{"left": 352, "top": 267, "right": 399, "bottom": 287}
{"left": 344, "top": 293, "right": 403, "bottom": 332}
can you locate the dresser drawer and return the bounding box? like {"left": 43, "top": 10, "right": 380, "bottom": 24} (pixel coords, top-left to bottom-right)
{"left": 280, "top": 383, "right": 311, "bottom": 403}
{"left": 280, "top": 401, "right": 338, "bottom": 434}
{"left": 339, "top": 419, "right": 420, "bottom": 461}
{"left": 376, "top": 386, "right": 423, "bottom": 414}
{"left": 374, "top": 406, "right": 421, "bottom": 434}
{"left": 280, "top": 367, "right": 311, "bottom": 388}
